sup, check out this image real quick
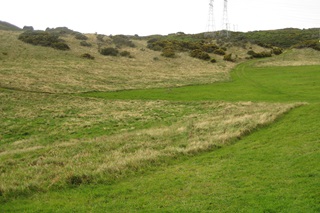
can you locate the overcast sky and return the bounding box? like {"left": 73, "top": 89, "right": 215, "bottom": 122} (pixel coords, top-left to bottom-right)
{"left": 1, "top": 0, "right": 319, "bottom": 35}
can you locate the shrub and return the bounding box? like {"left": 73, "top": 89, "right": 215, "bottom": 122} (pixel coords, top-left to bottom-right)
{"left": 111, "top": 35, "right": 135, "bottom": 48}
{"left": 18, "top": 30, "right": 70, "bottom": 50}
{"left": 80, "top": 41, "right": 92, "bottom": 47}
{"left": 272, "top": 47, "right": 283, "bottom": 55}
{"left": 190, "top": 49, "right": 211, "bottom": 61}
{"left": 161, "top": 48, "right": 175, "bottom": 58}
{"left": 210, "top": 58, "right": 217, "bottom": 63}
{"left": 214, "top": 48, "right": 226, "bottom": 55}
{"left": 202, "top": 44, "right": 219, "bottom": 53}
{"left": 294, "top": 40, "right": 320, "bottom": 51}
{"left": 51, "top": 42, "right": 70, "bottom": 50}
{"left": 75, "top": 33, "right": 88, "bottom": 40}
{"left": 81, "top": 53, "right": 95, "bottom": 60}
{"left": 247, "top": 50, "right": 272, "bottom": 58}
{"left": 100, "top": 47, "right": 119, "bottom": 56}
{"left": 96, "top": 34, "right": 105, "bottom": 42}
{"left": 120, "top": 51, "right": 132, "bottom": 58}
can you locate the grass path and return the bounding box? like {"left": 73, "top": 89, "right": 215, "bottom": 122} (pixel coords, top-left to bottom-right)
{"left": 81, "top": 62, "right": 320, "bottom": 103}
{"left": 1, "top": 60, "right": 319, "bottom": 211}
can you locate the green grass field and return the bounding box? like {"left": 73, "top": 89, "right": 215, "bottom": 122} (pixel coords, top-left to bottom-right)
{"left": 0, "top": 30, "right": 319, "bottom": 212}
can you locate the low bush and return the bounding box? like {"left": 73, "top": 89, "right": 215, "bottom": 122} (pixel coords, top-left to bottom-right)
{"left": 247, "top": 50, "right": 272, "bottom": 58}
{"left": 272, "top": 47, "right": 283, "bottom": 55}
{"left": 202, "top": 44, "right": 219, "bottom": 53}
{"left": 81, "top": 53, "right": 95, "bottom": 60}
{"left": 18, "top": 30, "right": 70, "bottom": 50}
{"left": 190, "top": 49, "right": 211, "bottom": 61}
{"left": 161, "top": 48, "right": 176, "bottom": 58}
{"left": 214, "top": 48, "right": 226, "bottom": 55}
{"left": 51, "top": 42, "right": 70, "bottom": 50}
{"left": 75, "top": 33, "right": 88, "bottom": 40}
{"left": 294, "top": 40, "right": 320, "bottom": 51}
{"left": 111, "top": 35, "right": 135, "bottom": 48}
{"left": 210, "top": 58, "right": 217, "bottom": 63}
{"left": 120, "top": 51, "right": 132, "bottom": 58}
{"left": 100, "top": 47, "right": 119, "bottom": 56}
{"left": 80, "top": 41, "right": 92, "bottom": 47}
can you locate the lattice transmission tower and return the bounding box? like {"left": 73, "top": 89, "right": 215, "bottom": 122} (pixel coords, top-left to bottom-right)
{"left": 205, "top": 0, "right": 215, "bottom": 37}
{"left": 222, "top": 0, "right": 229, "bottom": 37}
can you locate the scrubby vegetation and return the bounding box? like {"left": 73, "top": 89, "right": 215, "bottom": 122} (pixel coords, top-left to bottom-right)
{"left": 74, "top": 33, "right": 88, "bottom": 40}
{"left": 18, "top": 30, "right": 70, "bottom": 50}
{"left": 81, "top": 53, "right": 95, "bottom": 60}
{"left": 294, "top": 40, "right": 320, "bottom": 51}
{"left": 190, "top": 49, "right": 211, "bottom": 61}
{"left": 111, "top": 35, "right": 135, "bottom": 48}
{"left": 80, "top": 40, "right": 92, "bottom": 47}
{"left": 247, "top": 50, "right": 272, "bottom": 58}
{"left": 100, "top": 47, "right": 119, "bottom": 56}
{"left": 161, "top": 48, "right": 176, "bottom": 58}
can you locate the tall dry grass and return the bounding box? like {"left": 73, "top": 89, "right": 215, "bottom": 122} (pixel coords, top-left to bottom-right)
{"left": 0, "top": 89, "right": 303, "bottom": 197}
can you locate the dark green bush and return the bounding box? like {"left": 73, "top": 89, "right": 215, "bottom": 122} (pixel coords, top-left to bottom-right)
{"left": 111, "top": 35, "right": 135, "bottom": 48}
{"left": 51, "top": 42, "right": 70, "bottom": 50}
{"left": 18, "top": 30, "right": 70, "bottom": 50}
{"left": 75, "top": 33, "right": 88, "bottom": 40}
{"left": 81, "top": 53, "right": 95, "bottom": 60}
{"left": 272, "top": 47, "right": 283, "bottom": 55}
{"left": 247, "top": 50, "right": 272, "bottom": 58}
{"left": 100, "top": 47, "right": 119, "bottom": 56}
{"left": 294, "top": 40, "right": 320, "bottom": 51}
{"left": 80, "top": 41, "right": 92, "bottom": 47}
{"left": 214, "top": 48, "right": 226, "bottom": 55}
{"left": 210, "top": 58, "right": 217, "bottom": 63}
{"left": 161, "top": 48, "right": 176, "bottom": 58}
{"left": 202, "top": 44, "right": 219, "bottom": 53}
{"left": 190, "top": 49, "right": 211, "bottom": 61}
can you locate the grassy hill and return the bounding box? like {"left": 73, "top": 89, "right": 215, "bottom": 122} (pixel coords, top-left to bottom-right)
{"left": 0, "top": 21, "right": 21, "bottom": 31}
{"left": 0, "top": 24, "right": 319, "bottom": 211}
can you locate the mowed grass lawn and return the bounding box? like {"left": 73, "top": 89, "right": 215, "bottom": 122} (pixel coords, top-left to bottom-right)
{"left": 1, "top": 60, "right": 319, "bottom": 211}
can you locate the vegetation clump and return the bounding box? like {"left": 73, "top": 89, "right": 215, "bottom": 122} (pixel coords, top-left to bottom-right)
{"left": 74, "top": 33, "right": 88, "bottom": 40}
{"left": 100, "top": 47, "right": 119, "bottom": 56}
{"left": 247, "top": 50, "right": 272, "bottom": 58}
{"left": 81, "top": 53, "right": 95, "bottom": 60}
{"left": 161, "top": 48, "right": 176, "bottom": 58}
{"left": 18, "top": 30, "right": 70, "bottom": 50}
{"left": 111, "top": 35, "right": 135, "bottom": 48}
{"left": 80, "top": 41, "right": 92, "bottom": 47}
{"left": 223, "top": 53, "right": 235, "bottom": 62}
{"left": 120, "top": 50, "right": 133, "bottom": 58}
{"left": 190, "top": 49, "right": 211, "bottom": 61}
{"left": 294, "top": 40, "right": 320, "bottom": 51}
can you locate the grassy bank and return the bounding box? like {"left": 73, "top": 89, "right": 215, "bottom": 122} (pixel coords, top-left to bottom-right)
{"left": 2, "top": 104, "right": 318, "bottom": 212}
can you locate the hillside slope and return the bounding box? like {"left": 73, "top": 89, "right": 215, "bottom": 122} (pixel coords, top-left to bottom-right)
{"left": 0, "top": 31, "right": 236, "bottom": 93}
{"left": 0, "top": 21, "right": 21, "bottom": 31}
